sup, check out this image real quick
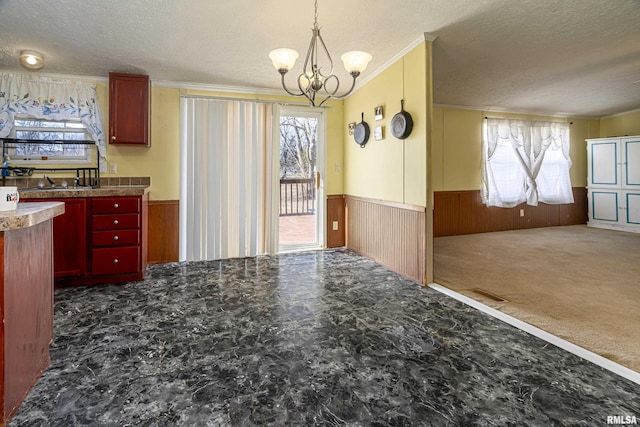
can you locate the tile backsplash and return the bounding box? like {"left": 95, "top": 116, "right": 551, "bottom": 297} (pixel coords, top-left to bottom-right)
{"left": 2, "top": 176, "right": 150, "bottom": 189}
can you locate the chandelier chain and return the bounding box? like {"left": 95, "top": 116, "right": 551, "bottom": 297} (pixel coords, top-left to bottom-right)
{"left": 314, "top": 0, "right": 319, "bottom": 28}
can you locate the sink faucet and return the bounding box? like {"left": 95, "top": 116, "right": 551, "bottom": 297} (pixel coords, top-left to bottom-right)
{"left": 44, "top": 175, "right": 56, "bottom": 187}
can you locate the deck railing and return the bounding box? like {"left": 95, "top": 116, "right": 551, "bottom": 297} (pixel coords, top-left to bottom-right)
{"left": 280, "top": 178, "right": 316, "bottom": 216}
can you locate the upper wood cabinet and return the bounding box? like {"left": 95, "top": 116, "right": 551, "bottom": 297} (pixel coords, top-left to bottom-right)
{"left": 109, "top": 72, "right": 150, "bottom": 146}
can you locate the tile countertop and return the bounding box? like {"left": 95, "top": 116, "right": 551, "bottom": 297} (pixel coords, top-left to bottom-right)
{"left": 18, "top": 185, "right": 149, "bottom": 199}
{"left": 0, "top": 202, "right": 65, "bottom": 231}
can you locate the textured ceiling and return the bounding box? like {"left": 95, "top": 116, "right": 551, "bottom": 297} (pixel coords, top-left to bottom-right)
{"left": 0, "top": 0, "right": 639, "bottom": 117}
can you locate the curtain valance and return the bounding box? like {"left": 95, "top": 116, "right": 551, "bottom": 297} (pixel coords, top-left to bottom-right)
{"left": 0, "top": 73, "right": 106, "bottom": 157}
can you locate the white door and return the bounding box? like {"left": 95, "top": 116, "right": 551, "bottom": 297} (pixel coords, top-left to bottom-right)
{"left": 277, "top": 107, "right": 325, "bottom": 251}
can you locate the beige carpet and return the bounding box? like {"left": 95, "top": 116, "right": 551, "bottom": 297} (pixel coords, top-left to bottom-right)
{"left": 434, "top": 225, "right": 640, "bottom": 373}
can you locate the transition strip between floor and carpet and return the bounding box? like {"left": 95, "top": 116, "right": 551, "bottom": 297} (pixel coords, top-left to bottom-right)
{"left": 429, "top": 283, "right": 640, "bottom": 386}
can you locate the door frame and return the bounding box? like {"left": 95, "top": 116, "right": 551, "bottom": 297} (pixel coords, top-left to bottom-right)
{"left": 277, "top": 106, "right": 326, "bottom": 251}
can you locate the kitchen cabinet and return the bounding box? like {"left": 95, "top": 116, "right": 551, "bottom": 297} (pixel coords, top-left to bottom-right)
{"left": 109, "top": 72, "right": 150, "bottom": 146}
{"left": 0, "top": 202, "right": 63, "bottom": 424}
{"left": 90, "top": 196, "right": 142, "bottom": 277}
{"left": 22, "top": 193, "right": 148, "bottom": 286}
{"left": 587, "top": 136, "right": 640, "bottom": 233}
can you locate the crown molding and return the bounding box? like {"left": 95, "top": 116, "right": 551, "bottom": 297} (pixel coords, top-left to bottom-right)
{"left": 601, "top": 107, "right": 640, "bottom": 120}
{"left": 434, "top": 103, "right": 598, "bottom": 120}
{"left": 350, "top": 33, "right": 437, "bottom": 96}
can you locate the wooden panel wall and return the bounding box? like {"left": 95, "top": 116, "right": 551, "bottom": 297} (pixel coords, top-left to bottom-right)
{"left": 147, "top": 200, "right": 179, "bottom": 264}
{"left": 434, "top": 187, "right": 588, "bottom": 237}
{"left": 345, "top": 196, "right": 426, "bottom": 284}
{"left": 146, "top": 197, "right": 348, "bottom": 262}
{"left": 326, "top": 195, "right": 345, "bottom": 248}
{"left": 2, "top": 220, "right": 54, "bottom": 422}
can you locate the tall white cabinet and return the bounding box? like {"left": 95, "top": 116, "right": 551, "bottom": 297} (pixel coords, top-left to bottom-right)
{"left": 586, "top": 136, "right": 640, "bottom": 233}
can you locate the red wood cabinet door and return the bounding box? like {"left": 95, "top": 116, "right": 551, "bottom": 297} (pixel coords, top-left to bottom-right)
{"left": 53, "top": 198, "right": 87, "bottom": 278}
{"left": 109, "top": 73, "right": 149, "bottom": 145}
{"left": 22, "top": 197, "right": 87, "bottom": 279}
{"left": 46, "top": 198, "right": 88, "bottom": 278}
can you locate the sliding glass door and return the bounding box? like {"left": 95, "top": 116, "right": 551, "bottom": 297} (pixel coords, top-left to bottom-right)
{"left": 278, "top": 107, "right": 325, "bottom": 251}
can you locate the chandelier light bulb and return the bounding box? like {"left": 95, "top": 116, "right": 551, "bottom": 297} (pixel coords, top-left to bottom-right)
{"left": 269, "top": 48, "right": 299, "bottom": 72}
{"left": 341, "top": 51, "right": 372, "bottom": 75}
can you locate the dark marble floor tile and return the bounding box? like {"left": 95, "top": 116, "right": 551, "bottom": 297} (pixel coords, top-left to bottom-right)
{"left": 9, "top": 249, "right": 640, "bottom": 426}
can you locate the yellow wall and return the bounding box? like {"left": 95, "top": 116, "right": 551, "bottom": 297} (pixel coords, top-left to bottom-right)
{"left": 343, "top": 42, "right": 429, "bottom": 206}
{"left": 600, "top": 109, "right": 640, "bottom": 138}
{"left": 97, "top": 84, "right": 344, "bottom": 201}
{"left": 431, "top": 107, "right": 601, "bottom": 191}
{"left": 97, "top": 68, "right": 635, "bottom": 202}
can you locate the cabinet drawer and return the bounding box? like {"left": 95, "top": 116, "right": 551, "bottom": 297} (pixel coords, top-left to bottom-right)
{"left": 92, "top": 213, "right": 140, "bottom": 230}
{"left": 92, "top": 197, "right": 140, "bottom": 214}
{"left": 92, "top": 246, "right": 140, "bottom": 275}
{"left": 92, "top": 229, "right": 140, "bottom": 247}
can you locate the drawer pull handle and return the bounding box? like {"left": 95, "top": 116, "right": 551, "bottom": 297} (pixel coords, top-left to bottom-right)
{"left": 114, "top": 203, "right": 119, "bottom": 209}
{"left": 114, "top": 235, "right": 119, "bottom": 241}
{"left": 114, "top": 259, "right": 119, "bottom": 264}
{"left": 113, "top": 219, "right": 119, "bottom": 225}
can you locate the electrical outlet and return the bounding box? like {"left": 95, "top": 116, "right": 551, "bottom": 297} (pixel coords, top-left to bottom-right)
{"left": 109, "top": 163, "right": 118, "bottom": 174}
{"left": 332, "top": 221, "right": 339, "bottom": 231}
{"left": 99, "top": 162, "right": 107, "bottom": 174}
{"left": 519, "top": 209, "right": 525, "bottom": 217}
{"left": 335, "top": 163, "right": 342, "bottom": 172}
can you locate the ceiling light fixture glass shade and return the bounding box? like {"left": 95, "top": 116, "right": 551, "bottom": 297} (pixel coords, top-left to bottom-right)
{"left": 19, "top": 50, "right": 45, "bottom": 70}
{"left": 269, "top": 0, "right": 371, "bottom": 107}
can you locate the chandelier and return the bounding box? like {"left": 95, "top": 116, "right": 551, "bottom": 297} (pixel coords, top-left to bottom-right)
{"left": 269, "top": 0, "right": 372, "bottom": 107}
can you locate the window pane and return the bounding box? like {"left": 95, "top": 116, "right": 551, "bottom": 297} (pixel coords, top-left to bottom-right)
{"left": 10, "top": 117, "right": 90, "bottom": 162}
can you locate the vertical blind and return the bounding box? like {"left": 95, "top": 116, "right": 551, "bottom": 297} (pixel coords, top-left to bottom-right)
{"left": 179, "top": 97, "right": 279, "bottom": 261}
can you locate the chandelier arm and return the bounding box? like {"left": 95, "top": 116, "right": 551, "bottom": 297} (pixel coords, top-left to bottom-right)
{"left": 331, "top": 73, "right": 359, "bottom": 99}
{"left": 280, "top": 72, "right": 305, "bottom": 97}
{"left": 316, "top": 95, "right": 333, "bottom": 107}
{"left": 302, "top": 29, "right": 318, "bottom": 77}
{"left": 315, "top": 30, "right": 335, "bottom": 77}
{"left": 321, "top": 74, "right": 340, "bottom": 97}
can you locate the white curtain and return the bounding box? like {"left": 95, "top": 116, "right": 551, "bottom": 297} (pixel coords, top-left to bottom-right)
{"left": 482, "top": 118, "right": 572, "bottom": 207}
{"left": 179, "top": 97, "right": 279, "bottom": 261}
{"left": 0, "top": 73, "right": 106, "bottom": 156}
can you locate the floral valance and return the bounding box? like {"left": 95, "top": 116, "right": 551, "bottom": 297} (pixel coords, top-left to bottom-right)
{"left": 0, "top": 73, "right": 106, "bottom": 157}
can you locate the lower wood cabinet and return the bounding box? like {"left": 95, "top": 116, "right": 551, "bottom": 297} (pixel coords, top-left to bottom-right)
{"left": 90, "top": 196, "right": 143, "bottom": 278}
{"left": 23, "top": 194, "right": 147, "bottom": 286}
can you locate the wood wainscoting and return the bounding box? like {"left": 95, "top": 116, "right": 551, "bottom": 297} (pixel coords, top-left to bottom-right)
{"left": 148, "top": 200, "right": 179, "bottom": 264}
{"left": 345, "top": 195, "right": 426, "bottom": 284}
{"left": 326, "top": 195, "right": 346, "bottom": 248}
{"left": 434, "top": 187, "right": 588, "bottom": 237}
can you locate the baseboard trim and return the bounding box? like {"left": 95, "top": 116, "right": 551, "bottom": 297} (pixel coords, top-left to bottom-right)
{"left": 429, "top": 283, "right": 640, "bottom": 386}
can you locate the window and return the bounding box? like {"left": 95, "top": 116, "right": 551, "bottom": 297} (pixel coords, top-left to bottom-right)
{"left": 7, "top": 117, "right": 92, "bottom": 163}
{"left": 481, "top": 119, "right": 573, "bottom": 207}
